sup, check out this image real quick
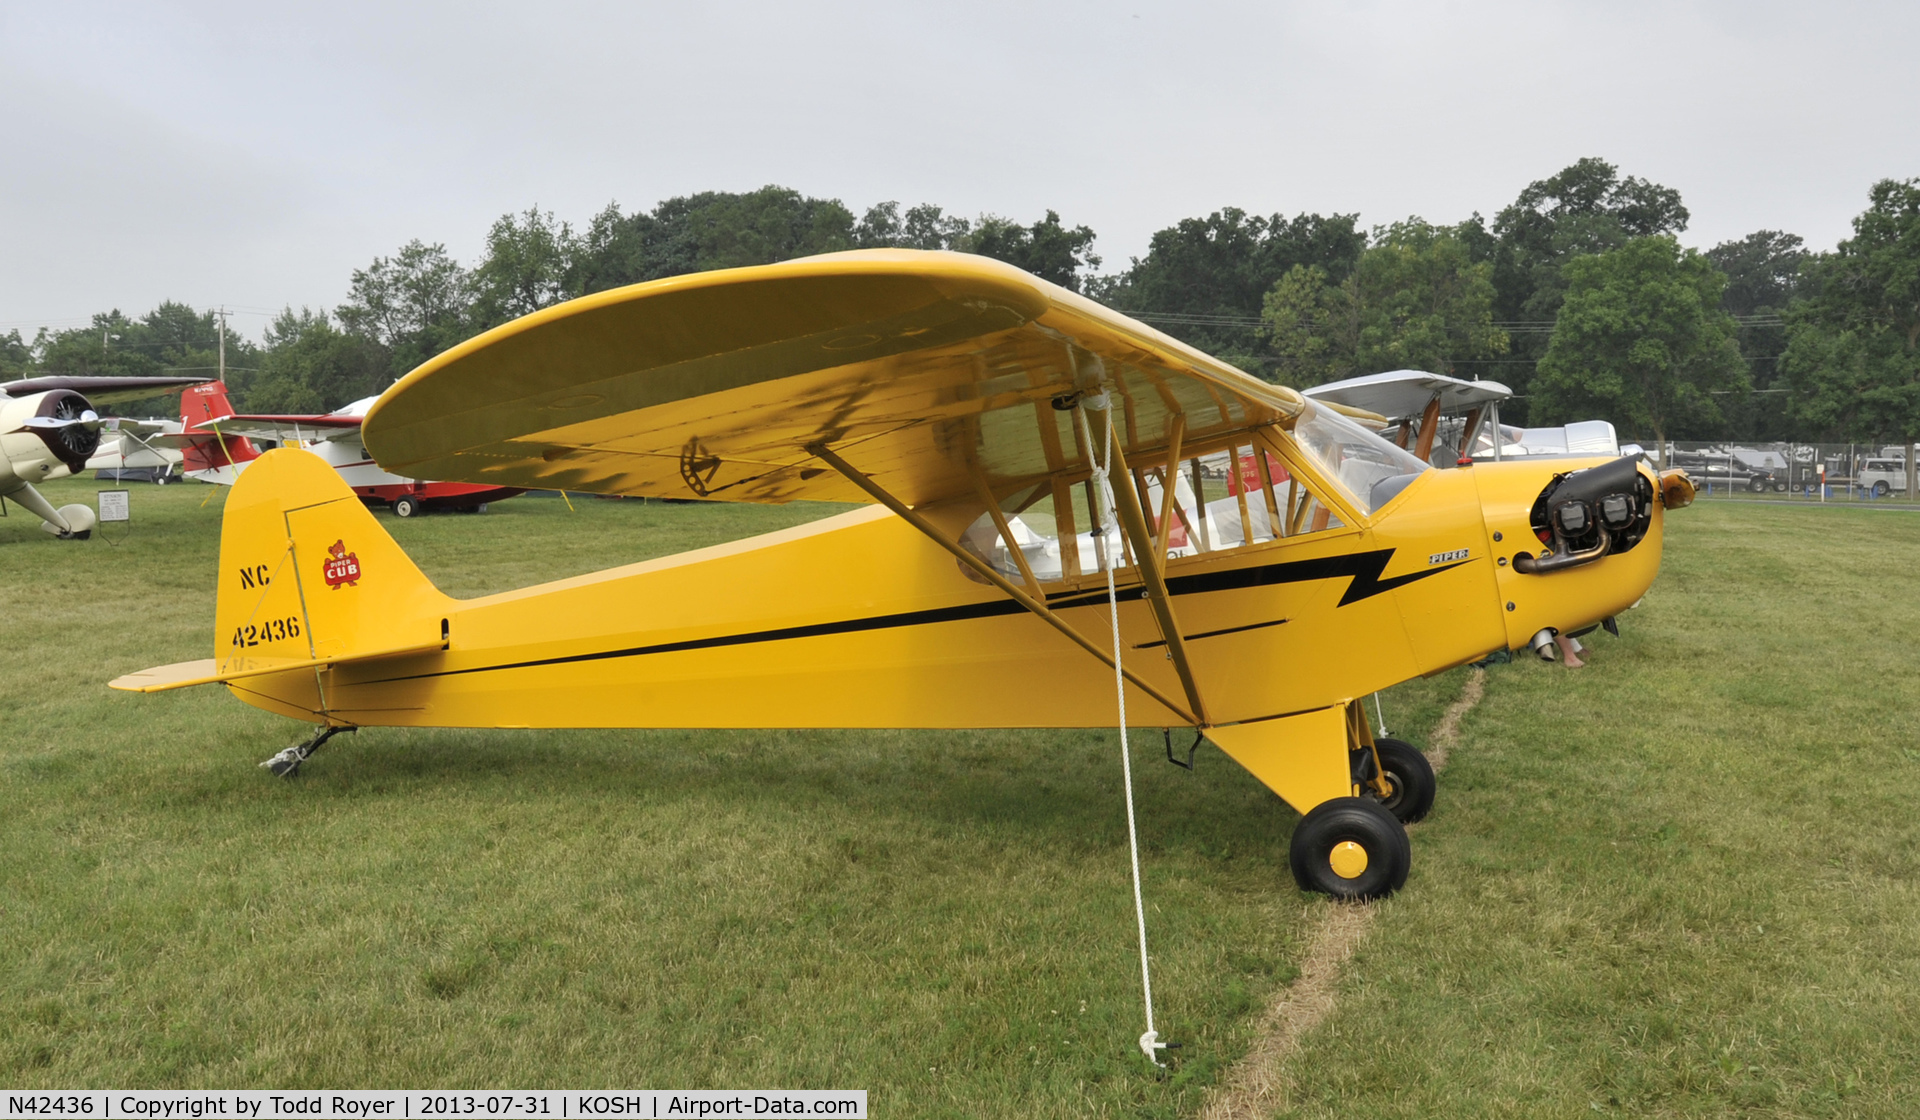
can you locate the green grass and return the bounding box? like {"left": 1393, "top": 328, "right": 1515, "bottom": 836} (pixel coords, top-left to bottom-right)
{"left": 0, "top": 477, "right": 1461, "bottom": 1114}
{"left": 25, "top": 482, "right": 1906, "bottom": 1115}
{"left": 1281, "top": 502, "right": 1920, "bottom": 1118}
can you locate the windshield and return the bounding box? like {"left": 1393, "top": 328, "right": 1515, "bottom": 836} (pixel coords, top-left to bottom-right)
{"left": 1290, "top": 400, "right": 1432, "bottom": 515}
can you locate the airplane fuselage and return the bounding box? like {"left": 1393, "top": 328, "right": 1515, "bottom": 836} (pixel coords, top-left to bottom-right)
{"left": 217, "top": 455, "right": 1659, "bottom": 735}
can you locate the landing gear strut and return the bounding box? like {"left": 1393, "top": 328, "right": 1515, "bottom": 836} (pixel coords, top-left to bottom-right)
{"left": 260, "top": 725, "right": 355, "bottom": 778}
{"left": 1359, "top": 737, "right": 1437, "bottom": 824}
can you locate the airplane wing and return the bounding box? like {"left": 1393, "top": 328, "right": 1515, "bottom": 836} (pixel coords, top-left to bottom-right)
{"left": 190, "top": 413, "right": 363, "bottom": 443}
{"left": 1303, "top": 370, "right": 1511, "bottom": 422}
{"left": 3, "top": 375, "right": 213, "bottom": 406}
{"left": 103, "top": 417, "right": 181, "bottom": 437}
{"left": 363, "top": 249, "right": 1304, "bottom": 508}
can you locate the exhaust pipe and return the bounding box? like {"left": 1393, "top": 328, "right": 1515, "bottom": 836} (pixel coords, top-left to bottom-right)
{"left": 1529, "top": 628, "right": 1558, "bottom": 662}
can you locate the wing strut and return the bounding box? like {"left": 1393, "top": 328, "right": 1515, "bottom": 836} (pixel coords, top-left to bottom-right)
{"left": 806, "top": 442, "right": 1199, "bottom": 726}
{"left": 1075, "top": 408, "right": 1213, "bottom": 728}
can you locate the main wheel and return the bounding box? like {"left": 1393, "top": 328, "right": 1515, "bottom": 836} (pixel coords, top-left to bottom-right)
{"left": 1365, "top": 738, "right": 1437, "bottom": 824}
{"left": 1289, "top": 797, "right": 1410, "bottom": 899}
{"left": 392, "top": 496, "right": 421, "bottom": 518}
{"left": 153, "top": 473, "right": 169, "bottom": 486}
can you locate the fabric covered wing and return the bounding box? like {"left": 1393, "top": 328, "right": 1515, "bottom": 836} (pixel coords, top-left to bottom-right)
{"left": 192, "top": 414, "right": 363, "bottom": 443}
{"left": 3, "top": 376, "right": 212, "bottom": 407}
{"left": 362, "top": 250, "right": 1303, "bottom": 509}
{"left": 1303, "top": 370, "right": 1511, "bottom": 421}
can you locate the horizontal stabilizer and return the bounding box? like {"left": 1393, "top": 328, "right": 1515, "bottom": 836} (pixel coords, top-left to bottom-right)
{"left": 106, "top": 447, "right": 453, "bottom": 699}
{"left": 110, "top": 634, "right": 450, "bottom": 693}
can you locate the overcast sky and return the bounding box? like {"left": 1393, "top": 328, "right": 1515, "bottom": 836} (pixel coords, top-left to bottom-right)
{"left": 4, "top": 0, "right": 1916, "bottom": 343}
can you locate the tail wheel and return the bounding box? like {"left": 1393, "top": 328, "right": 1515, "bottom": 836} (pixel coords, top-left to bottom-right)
{"left": 1289, "top": 797, "right": 1410, "bottom": 899}
{"left": 1366, "top": 737, "right": 1437, "bottom": 824}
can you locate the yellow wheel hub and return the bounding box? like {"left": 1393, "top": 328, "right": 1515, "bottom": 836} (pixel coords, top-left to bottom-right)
{"left": 1328, "top": 840, "right": 1369, "bottom": 879}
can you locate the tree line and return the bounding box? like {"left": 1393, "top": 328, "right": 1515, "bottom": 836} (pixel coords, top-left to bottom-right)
{"left": 5, "top": 164, "right": 1915, "bottom": 444}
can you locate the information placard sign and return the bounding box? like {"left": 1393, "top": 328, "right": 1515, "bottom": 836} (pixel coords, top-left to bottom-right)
{"left": 98, "top": 490, "right": 130, "bottom": 523}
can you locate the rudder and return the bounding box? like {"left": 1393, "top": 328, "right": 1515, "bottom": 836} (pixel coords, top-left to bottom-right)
{"left": 215, "top": 448, "right": 452, "bottom": 677}
{"left": 180, "top": 381, "right": 260, "bottom": 477}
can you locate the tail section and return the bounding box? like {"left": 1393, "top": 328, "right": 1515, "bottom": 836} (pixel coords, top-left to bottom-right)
{"left": 217, "top": 447, "right": 452, "bottom": 670}
{"left": 179, "top": 381, "right": 260, "bottom": 479}
{"left": 111, "top": 447, "right": 453, "bottom": 697}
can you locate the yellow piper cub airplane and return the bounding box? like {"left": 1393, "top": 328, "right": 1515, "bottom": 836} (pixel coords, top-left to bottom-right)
{"left": 113, "top": 251, "right": 1694, "bottom": 898}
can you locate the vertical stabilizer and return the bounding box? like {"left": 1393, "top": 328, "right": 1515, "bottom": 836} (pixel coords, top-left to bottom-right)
{"left": 213, "top": 447, "right": 452, "bottom": 678}
{"left": 180, "top": 381, "right": 260, "bottom": 481}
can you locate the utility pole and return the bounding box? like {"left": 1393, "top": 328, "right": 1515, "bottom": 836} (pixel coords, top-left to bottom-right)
{"left": 217, "top": 307, "right": 227, "bottom": 383}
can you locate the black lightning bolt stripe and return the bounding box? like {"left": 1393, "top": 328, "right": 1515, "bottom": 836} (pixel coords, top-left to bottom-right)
{"left": 1045, "top": 548, "right": 1468, "bottom": 610}
{"left": 357, "top": 548, "right": 1469, "bottom": 685}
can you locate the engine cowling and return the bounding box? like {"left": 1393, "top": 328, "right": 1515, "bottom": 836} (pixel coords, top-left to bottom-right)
{"left": 0, "top": 389, "right": 102, "bottom": 484}
{"left": 1514, "top": 455, "right": 1655, "bottom": 574}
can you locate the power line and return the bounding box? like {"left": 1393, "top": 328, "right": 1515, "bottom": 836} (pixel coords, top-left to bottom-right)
{"left": 1131, "top": 310, "right": 1784, "bottom": 330}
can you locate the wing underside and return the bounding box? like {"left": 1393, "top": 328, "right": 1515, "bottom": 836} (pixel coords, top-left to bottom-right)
{"left": 362, "top": 251, "right": 1306, "bottom": 510}
{"left": 193, "top": 414, "right": 363, "bottom": 444}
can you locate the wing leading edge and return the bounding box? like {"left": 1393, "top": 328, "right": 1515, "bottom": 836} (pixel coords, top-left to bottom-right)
{"left": 362, "top": 250, "right": 1307, "bottom": 509}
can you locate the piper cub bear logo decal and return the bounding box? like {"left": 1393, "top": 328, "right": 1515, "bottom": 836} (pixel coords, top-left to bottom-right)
{"left": 323, "top": 539, "right": 362, "bottom": 589}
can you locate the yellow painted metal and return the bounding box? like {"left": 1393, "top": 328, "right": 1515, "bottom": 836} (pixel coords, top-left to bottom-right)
{"left": 1470, "top": 459, "right": 1668, "bottom": 653}
{"left": 1329, "top": 841, "right": 1369, "bottom": 879}
{"left": 1204, "top": 707, "right": 1354, "bottom": 814}
{"left": 114, "top": 450, "right": 1674, "bottom": 814}
{"left": 807, "top": 440, "right": 1197, "bottom": 724}
{"left": 113, "top": 252, "right": 1686, "bottom": 826}
{"left": 1098, "top": 417, "right": 1210, "bottom": 726}
{"left": 1347, "top": 702, "right": 1392, "bottom": 799}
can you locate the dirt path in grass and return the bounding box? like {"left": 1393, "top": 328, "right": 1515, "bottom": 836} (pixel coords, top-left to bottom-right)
{"left": 1199, "top": 668, "right": 1485, "bottom": 1120}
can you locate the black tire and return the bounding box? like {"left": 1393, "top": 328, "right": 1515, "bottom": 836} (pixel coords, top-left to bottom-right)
{"left": 392, "top": 496, "right": 421, "bottom": 518}
{"left": 153, "top": 474, "right": 168, "bottom": 486}
{"left": 1773, "top": 480, "right": 1787, "bottom": 493}
{"left": 1748, "top": 476, "right": 1766, "bottom": 493}
{"left": 1366, "top": 738, "right": 1437, "bottom": 824}
{"left": 1873, "top": 481, "right": 1890, "bottom": 498}
{"left": 1289, "top": 797, "right": 1410, "bottom": 900}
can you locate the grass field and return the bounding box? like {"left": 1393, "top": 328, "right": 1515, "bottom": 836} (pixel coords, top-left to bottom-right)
{"left": 0, "top": 476, "right": 1458, "bottom": 1116}
{"left": 5, "top": 477, "right": 1915, "bottom": 1116}
{"left": 1281, "top": 501, "right": 1920, "bottom": 1118}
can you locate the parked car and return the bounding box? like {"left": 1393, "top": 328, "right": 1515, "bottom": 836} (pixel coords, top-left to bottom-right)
{"left": 1669, "top": 452, "right": 1781, "bottom": 492}
{"left": 1857, "top": 457, "right": 1912, "bottom": 498}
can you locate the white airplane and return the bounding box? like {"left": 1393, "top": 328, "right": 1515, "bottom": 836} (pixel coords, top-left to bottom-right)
{"left": 86, "top": 416, "right": 189, "bottom": 483}
{"left": 181, "top": 382, "right": 522, "bottom": 516}
{"left": 0, "top": 375, "right": 212, "bottom": 538}
{"left": 1303, "top": 370, "right": 1624, "bottom": 466}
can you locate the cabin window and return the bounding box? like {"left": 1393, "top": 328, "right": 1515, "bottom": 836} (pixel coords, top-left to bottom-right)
{"left": 958, "top": 438, "right": 1355, "bottom": 587}
{"left": 1291, "top": 400, "right": 1431, "bottom": 515}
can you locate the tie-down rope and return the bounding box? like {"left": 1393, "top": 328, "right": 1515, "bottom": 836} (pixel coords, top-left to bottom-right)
{"left": 1075, "top": 392, "right": 1169, "bottom": 1067}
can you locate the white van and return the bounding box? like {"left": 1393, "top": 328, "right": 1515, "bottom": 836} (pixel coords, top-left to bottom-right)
{"left": 1858, "top": 458, "right": 1911, "bottom": 497}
